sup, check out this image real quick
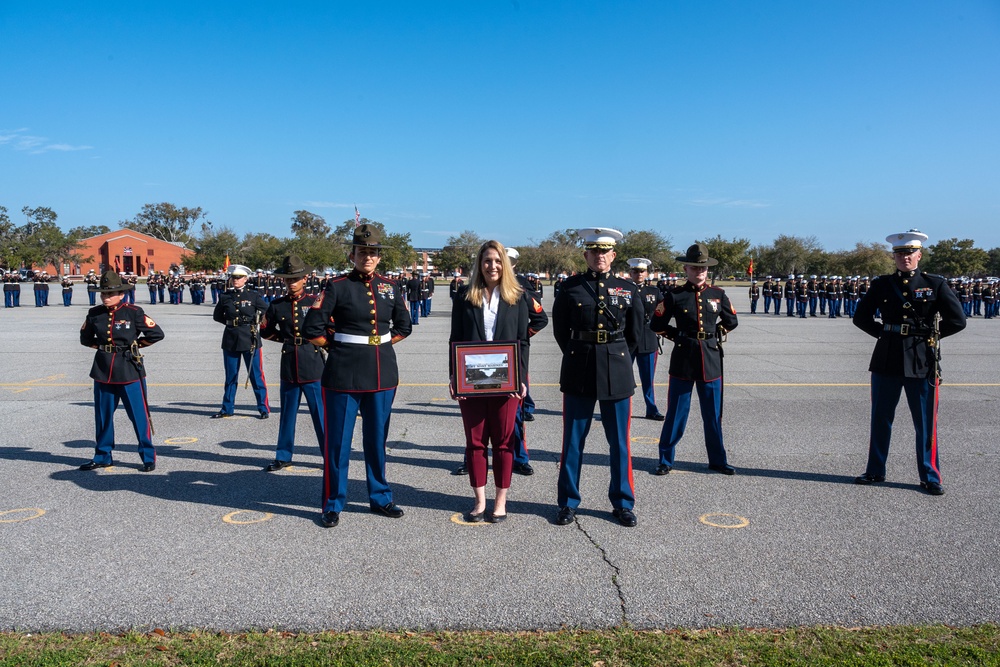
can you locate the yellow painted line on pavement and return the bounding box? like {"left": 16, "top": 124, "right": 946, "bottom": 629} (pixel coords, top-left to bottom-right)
{"left": 699, "top": 513, "right": 750, "bottom": 529}
{"left": 222, "top": 510, "right": 274, "bottom": 525}
{"left": 0, "top": 508, "right": 46, "bottom": 523}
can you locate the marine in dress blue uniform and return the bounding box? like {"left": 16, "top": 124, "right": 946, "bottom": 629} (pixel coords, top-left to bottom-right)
{"left": 628, "top": 258, "right": 665, "bottom": 421}
{"left": 260, "top": 255, "right": 326, "bottom": 471}
{"left": 303, "top": 224, "right": 413, "bottom": 528}
{"left": 211, "top": 264, "right": 271, "bottom": 418}
{"left": 650, "top": 243, "right": 739, "bottom": 475}
{"left": 78, "top": 271, "right": 164, "bottom": 472}
{"left": 853, "top": 229, "right": 966, "bottom": 495}
{"left": 552, "top": 228, "right": 642, "bottom": 528}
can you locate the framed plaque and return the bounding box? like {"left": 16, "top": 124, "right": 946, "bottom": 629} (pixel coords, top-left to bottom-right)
{"left": 451, "top": 341, "right": 521, "bottom": 398}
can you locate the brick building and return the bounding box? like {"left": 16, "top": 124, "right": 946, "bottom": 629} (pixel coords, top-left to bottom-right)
{"left": 53, "top": 229, "right": 190, "bottom": 277}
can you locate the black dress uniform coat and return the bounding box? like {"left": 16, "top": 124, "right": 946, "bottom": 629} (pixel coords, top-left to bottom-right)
{"left": 650, "top": 283, "right": 738, "bottom": 382}
{"left": 261, "top": 292, "right": 326, "bottom": 383}
{"left": 303, "top": 269, "right": 412, "bottom": 391}
{"left": 449, "top": 290, "right": 530, "bottom": 382}
{"left": 635, "top": 283, "right": 662, "bottom": 356}
{"left": 552, "top": 269, "right": 642, "bottom": 401}
{"left": 853, "top": 270, "right": 965, "bottom": 378}
{"left": 80, "top": 302, "right": 165, "bottom": 383}
{"left": 213, "top": 287, "right": 269, "bottom": 352}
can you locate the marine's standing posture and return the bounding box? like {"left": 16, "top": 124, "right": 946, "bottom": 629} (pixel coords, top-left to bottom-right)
{"left": 260, "top": 255, "right": 326, "bottom": 471}
{"left": 78, "top": 271, "right": 164, "bottom": 472}
{"left": 853, "top": 229, "right": 966, "bottom": 495}
{"left": 650, "top": 244, "right": 739, "bottom": 475}
{"left": 552, "top": 228, "right": 642, "bottom": 527}
{"left": 211, "top": 264, "right": 270, "bottom": 419}
{"left": 303, "top": 224, "right": 413, "bottom": 528}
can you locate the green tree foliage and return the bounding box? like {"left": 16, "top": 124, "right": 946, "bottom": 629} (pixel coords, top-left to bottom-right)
{"left": 922, "top": 238, "right": 989, "bottom": 277}
{"left": 435, "top": 231, "right": 485, "bottom": 275}
{"left": 754, "top": 234, "right": 822, "bottom": 277}
{"left": 11, "top": 207, "right": 89, "bottom": 276}
{"left": 842, "top": 242, "right": 894, "bottom": 278}
{"left": 120, "top": 203, "right": 203, "bottom": 245}
{"left": 0, "top": 205, "right": 15, "bottom": 269}
{"left": 185, "top": 222, "right": 241, "bottom": 272}
{"left": 985, "top": 248, "right": 1000, "bottom": 277}
{"left": 617, "top": 229, "right": 676, "bottom": 275}
{"left": 67, "top": 225, "right": 111, "bottom": 240}
{"left": 238, "top": 233, "right": 286, "bottom": 272}
{"left": 532, "top": 229, "right": 585, "bottom": 278}
{"left": 291, "top": 210, "right": 330, "bottom": 238}
{"left": 697, "top": 235, "right": 751, "bottom": 278}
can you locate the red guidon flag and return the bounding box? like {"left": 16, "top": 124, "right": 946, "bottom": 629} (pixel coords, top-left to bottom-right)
{"left": 747, "top": 257, "right": 754, "bottom": 275}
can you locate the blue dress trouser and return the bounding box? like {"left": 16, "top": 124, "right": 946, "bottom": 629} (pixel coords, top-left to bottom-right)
{"left": 557, "top": 393, "right": 635, "bottom": 510}
{"left": 221, "top": 349, "right": 270, "bottom": 414}
{"left": 657, "top": 376, "right": 727, "bottom": 467}
{"left": 634, "top": 351, "right": 658, "bottom": 415}
{"left": 865, "top": 372, "right": 941, "bottom": 484}
{"left": 275, "top": 380, "right": 324, "bottom": 462}
{"left": 408, "top": 301, "right": 420, "bottom": 324}
{"left": 322, "top": 388, "right": 396, "bottom": 513}
{"left": 512, "top": 376, "right": 532, "bottom": 465}
{"left": 148, "top": 288, "right": 157, "bottom": 304}
{"left": 92, "top": 379, "right": 155, "bottom": 466}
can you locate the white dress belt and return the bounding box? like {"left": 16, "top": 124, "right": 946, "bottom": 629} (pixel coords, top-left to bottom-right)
{"left": 333, "top": 332, "right": 391, "bottom": 345}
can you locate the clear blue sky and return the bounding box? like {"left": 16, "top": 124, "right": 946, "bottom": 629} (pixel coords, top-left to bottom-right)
{"left": 2, "top": 1, "right": 998, "bottom": 251}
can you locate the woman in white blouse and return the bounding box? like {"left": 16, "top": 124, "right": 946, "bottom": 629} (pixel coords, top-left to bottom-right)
{"left": 449, "top": 240, "right": 530, "bottom": 523}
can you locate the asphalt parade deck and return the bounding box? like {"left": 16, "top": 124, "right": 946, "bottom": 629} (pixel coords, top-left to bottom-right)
{"left": 1, "top": 285, "right": 998, "bottom": 631}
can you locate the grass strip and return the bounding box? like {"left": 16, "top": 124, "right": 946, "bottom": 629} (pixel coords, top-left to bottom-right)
{"left": 2, "top": 625, "right": 999, "bottom": 666}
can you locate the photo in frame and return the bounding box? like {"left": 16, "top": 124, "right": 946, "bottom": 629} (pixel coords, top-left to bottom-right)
{"left": 451, "top": 341, "right": 521, "bottom": 398}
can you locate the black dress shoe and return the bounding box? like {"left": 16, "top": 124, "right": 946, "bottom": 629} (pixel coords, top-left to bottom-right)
{"left": 139, "top": 463, "right": 156, "bottom": 472}
{"left": 522, "top": 412, "right": 534, "bottom": 422}
{"left": 612, "top": 507, "right": 637, "bottom": 527}
{"left": 854, "top": 473, "right": 886, "bottom": 485}
{"left": 210, "top": 411, "right": 232, "bottom": 419}
{"left": 462, "top": 510, "right": 485, "bottom": 523}
{"left": 266, "top": 460, "right": 291, "bottom": 472}
{"left": 708, "top": 464, "right": 736, "bottom": 475}
{"left": 920, "top": 481, "right": 945, "bottom": 496}
{"left": 653, "top": 464, "right": 672, "bottom": 476}
{"left": 512, "top": 462, "right": 534, "bottom": 476}
{"left": 79, "top": 461, "right": 112, "bottom": 471}
{"left": 451, "top": 463, "right": 469, "bottom": 476}
{"left": 321, "top": 511, "right": 340, "bottom": 527}
{"left": 556, "top": 507, "right": 575, "bottom": 525}
{"left": 258, "top": 411, "right": 269, "bottom": 420}
{"left": 370, "top": 502, "right": 405, "bottom": 518}
{"left": 645, "top": 412, "right": 666, "bottom": 421}
{"left": 487, "top": 512, "right": 507, "bottom": 524}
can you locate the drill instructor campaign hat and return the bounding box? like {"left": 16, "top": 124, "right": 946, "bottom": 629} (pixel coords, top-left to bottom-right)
{"left": 95, "top": 270, "right": 135, "bottom": 293}
{"left": 352, "top": 224, "right": 383, "bottom": 248}
{"left": 273, "top": 254, "right": 310, "bottom": 279}
{"left": 676, "top": 243, "right": 718, "bottom": 267}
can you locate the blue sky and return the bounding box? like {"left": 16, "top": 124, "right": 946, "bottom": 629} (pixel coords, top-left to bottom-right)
{"left": 2, "top": 1, "right": 999, "bottom": 251}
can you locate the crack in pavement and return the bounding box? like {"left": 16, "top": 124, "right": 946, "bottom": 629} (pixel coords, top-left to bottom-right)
{"left": 572, "top": 516, "right": 627, "bottom": 625}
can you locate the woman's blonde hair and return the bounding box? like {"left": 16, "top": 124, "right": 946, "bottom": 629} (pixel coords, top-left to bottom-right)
{"left": 464, "top": 240, "right": 523, "bottom": 308}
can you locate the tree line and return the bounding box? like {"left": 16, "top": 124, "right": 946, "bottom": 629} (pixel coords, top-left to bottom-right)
{"left": 3, "top": 201, "right": 998, "bottom": 279}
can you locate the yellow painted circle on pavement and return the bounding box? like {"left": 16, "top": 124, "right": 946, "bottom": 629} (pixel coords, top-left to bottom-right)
{"left": 630, "top": 436, "right": 659, "bottom": 444}
{"left": 163, "top": 437, "right": 198, "bottom": 445}
{"left": 450, "top": 512, "right": 492, "bottom": 527}
{"left": 699, "top": 513, "right": 749, "bottom": 529}
{"left": 222, "top": 510, "right": 274, "bottom": 525}
{"left": 0, "top": 508, "right": 46, "bottom": 523}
